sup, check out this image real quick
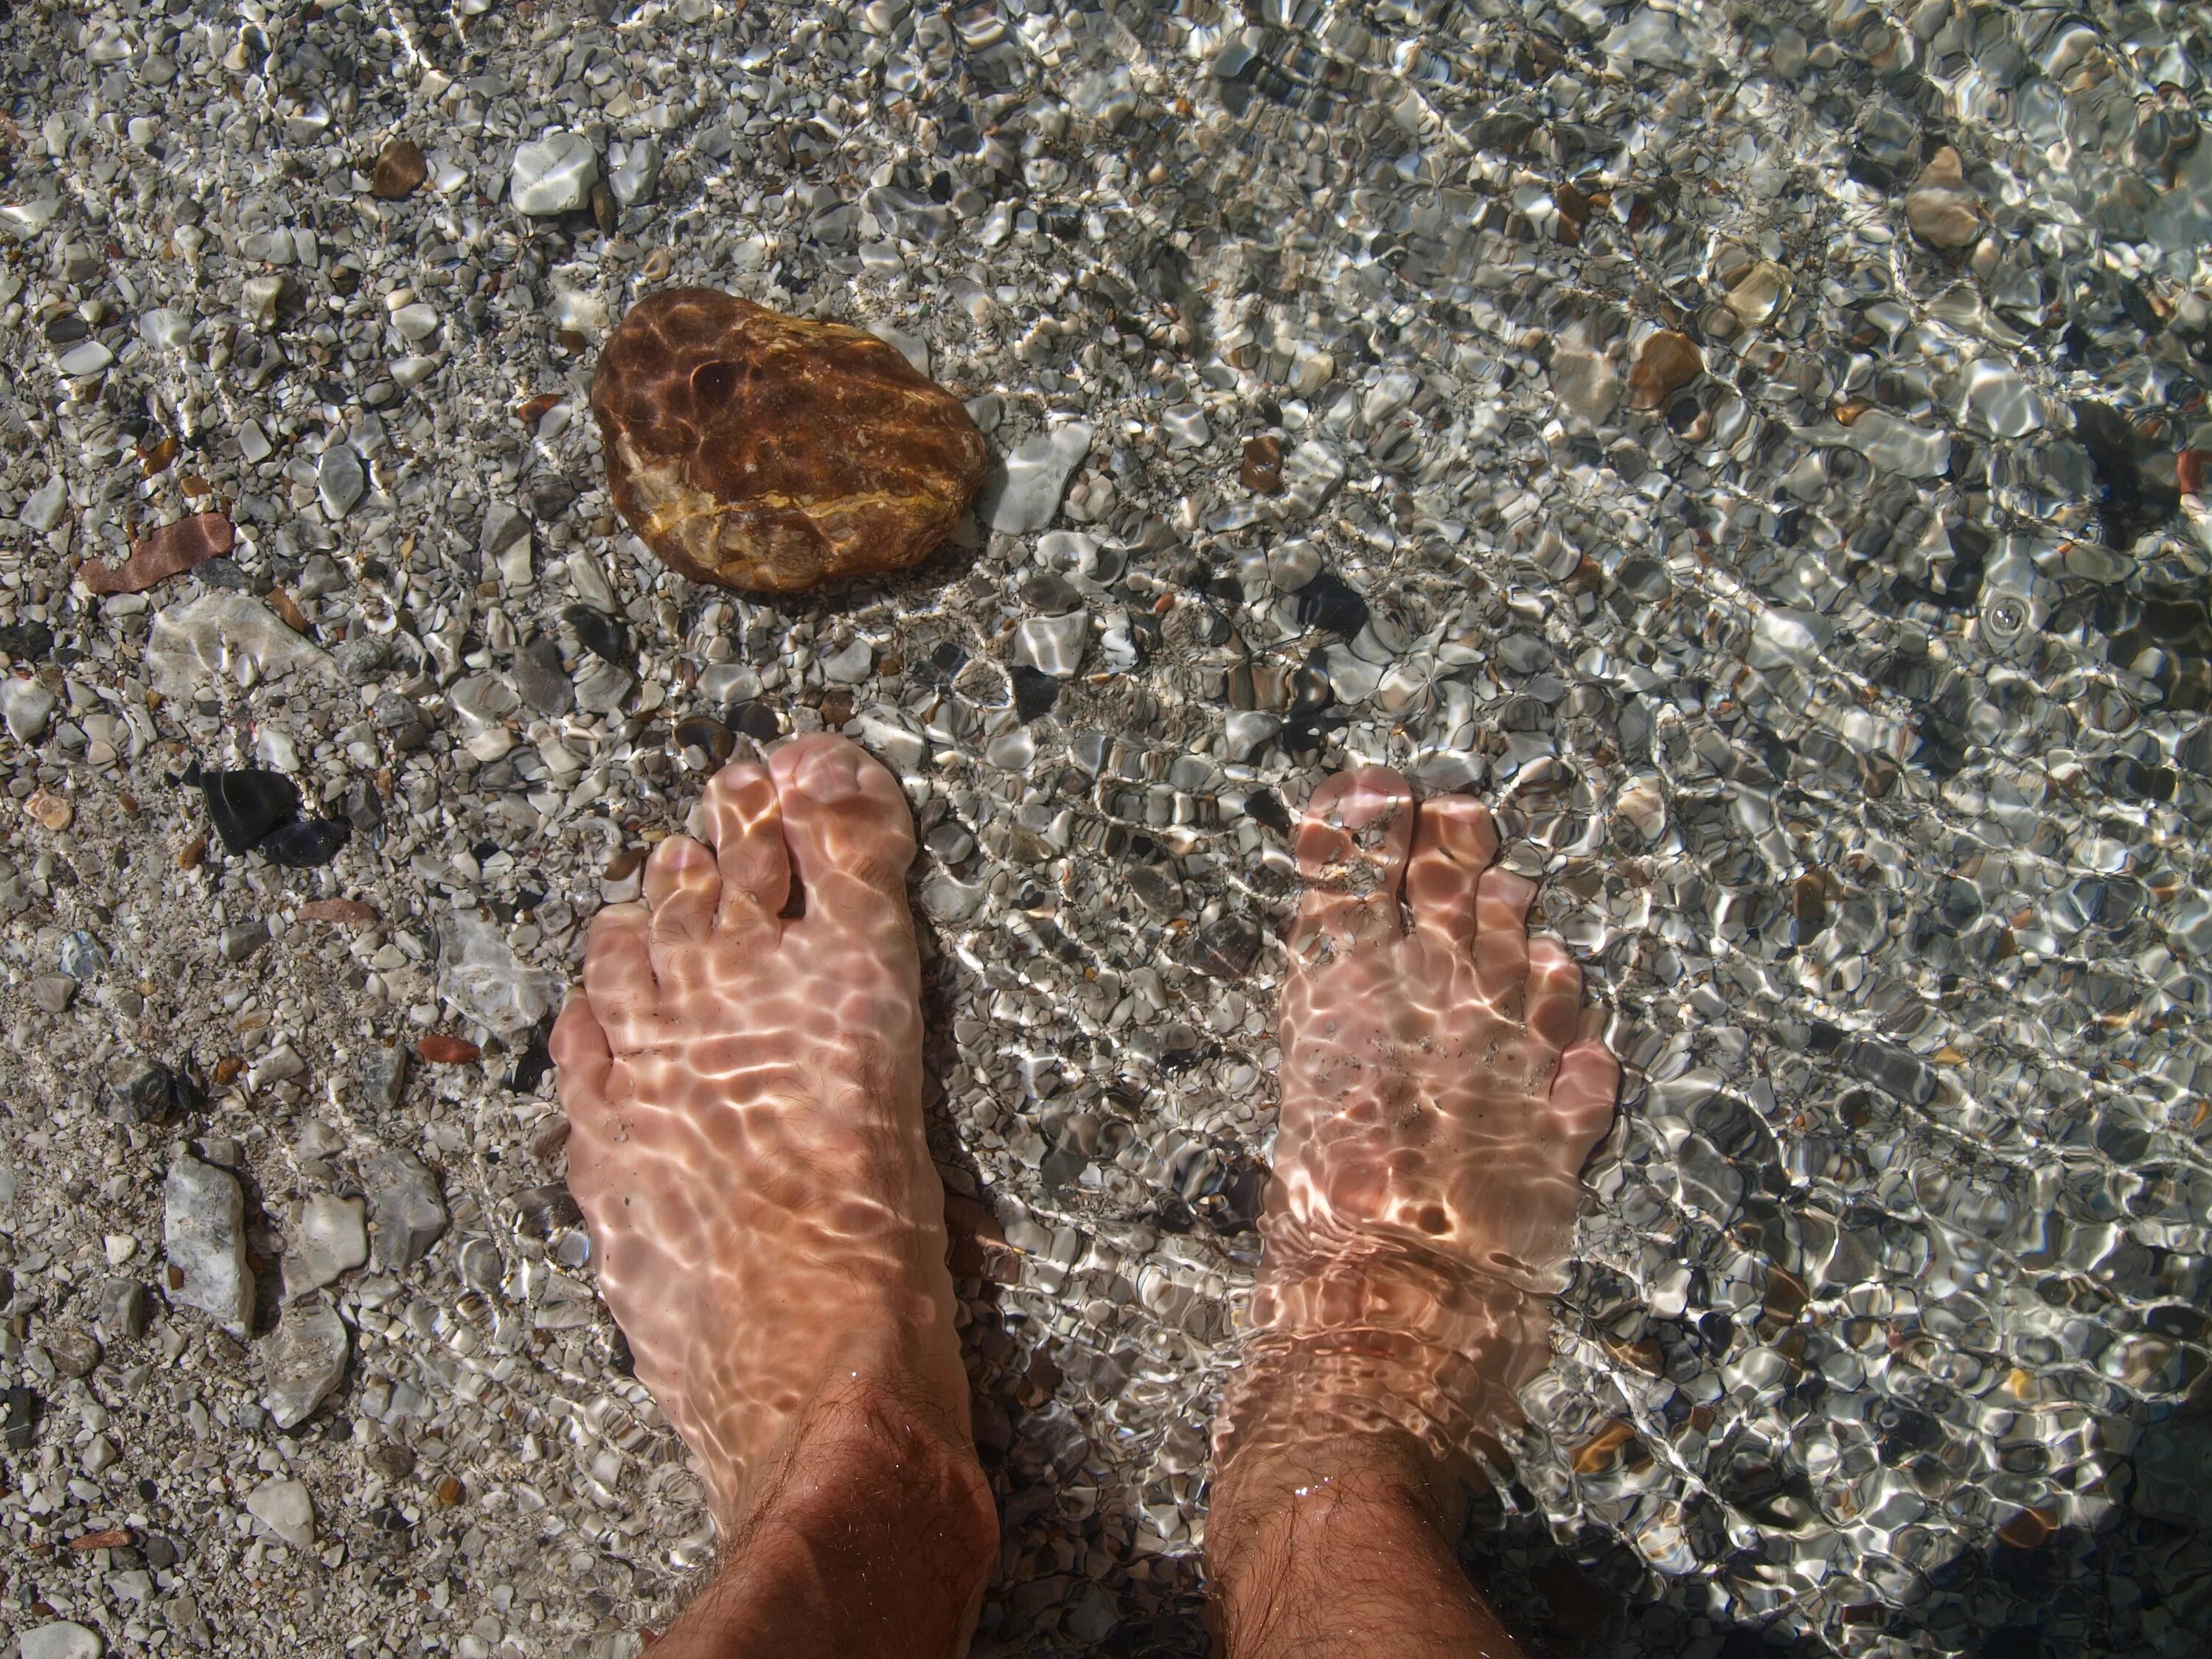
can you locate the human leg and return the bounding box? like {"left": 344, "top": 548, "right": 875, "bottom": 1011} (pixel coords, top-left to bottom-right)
{"left": 1206, "top": 771, "right": 1618, "bottom": 1658}
{"left": 552, "top": 736, "right": 997, "bottom": 1657}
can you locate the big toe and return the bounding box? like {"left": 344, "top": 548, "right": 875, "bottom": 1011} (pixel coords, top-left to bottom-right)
{"left": 768, "top": 734, "right": 917, "bottom": 922}
{"left": 1289, "top": 767, "right": 1415, "bottom": 957}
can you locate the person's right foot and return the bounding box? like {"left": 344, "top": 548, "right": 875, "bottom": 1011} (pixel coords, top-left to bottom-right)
{"left": 1215, "top": 768, "right": 1618, "bottom": 1473}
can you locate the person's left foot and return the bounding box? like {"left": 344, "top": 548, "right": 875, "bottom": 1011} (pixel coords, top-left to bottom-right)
{"left": 551, "top": 736, "right": 975, "bottom": 1534}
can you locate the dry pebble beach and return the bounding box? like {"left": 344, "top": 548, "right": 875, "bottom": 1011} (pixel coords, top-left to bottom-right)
{"left": 2, "top": 0, "right": 2211, "bottom": 1655}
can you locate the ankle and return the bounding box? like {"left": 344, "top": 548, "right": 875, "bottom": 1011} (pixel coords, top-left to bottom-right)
{"left": 672, "top": 1379, "right": 998, "bottom": 1659}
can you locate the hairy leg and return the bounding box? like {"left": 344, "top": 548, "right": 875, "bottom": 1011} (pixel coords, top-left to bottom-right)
{"left": 553, "top": 737, "right": 998, "bottom": 1656}
{"left": 1207, "top": 772, "right": 1618, "bottom": 1658}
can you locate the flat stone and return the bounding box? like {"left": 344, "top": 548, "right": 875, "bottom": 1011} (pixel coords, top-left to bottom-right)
{"left": 245, "top": 1476, "right": 316, "bottom": 1548}
{"left": 1014, "top": 611, "right": 1088, "bottom": 677}
{"left": 982, "top": 422, "right": 1093, "bottom": 532}
{"left": 1628, "top": 331, "right": 1703, "bottom": 412}
{"left": 364, "top": 1149, "right": 447, "bottom": 1272}
{"left": 1905, "top": 146, "right": 1982, "bottom": 250}
{"left": 164, "top": 1154, "right": 254, "bottom": 1330}
{"left": 1550, "top": 341, "right": 1618, "bottom": 424}
{"left": 284, "top": 1194, "right": 368, "bottom": 1296}
{"left": 372, "top": 138, "right": 427, "bottom": 200}
{"left": 510, "top": 133, "right": 598, "bottom": 215}
{"left": 593, "top": 288, "right": 986, "bottom": 592}
{"left": 18, "top": 1623, "right": 102, "bottom": 1659}
{"left": 317, "top": 446, "right": 365, "bottom": 519}
{"left": 1, "top": 678, "right": 55, "bottom": 742}
{"left": 260, "top": 1298, "right": 349, "bottom": 1429}
{"left": 81, "top": 512, "right": 234, "bottom": 595}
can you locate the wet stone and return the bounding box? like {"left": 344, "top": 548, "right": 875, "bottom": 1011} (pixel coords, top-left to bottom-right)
{"left": 364, "top": 1149, "right": 447, "bottom": 1272}
{"left": 593, "top": 289, "right": 987, "bottom": 592}
{"left": 512, "top": 636, "right": 576, "bottom": 716}
{"left": 163, "top": 1154, "right": 253, "bottom": 1331}
{"left": 1629, "top": 332, "right": 1703, "bottom": 413}
{"left": 260, "top": 1298, "right": 349, "bottom": 1430}
{"left": 195, "top": 767, "right": 299, "bottom": 855}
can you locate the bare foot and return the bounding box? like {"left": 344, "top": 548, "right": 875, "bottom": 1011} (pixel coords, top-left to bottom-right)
{"left": 550, "top": 735, "right": 974, "bottom": 1534}
{"left": 1214, "top": 768, "right": 1618, "bottom": 1478}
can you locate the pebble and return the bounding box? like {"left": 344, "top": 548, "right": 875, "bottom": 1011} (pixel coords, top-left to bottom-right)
{"left": 1723, "top": 260, "right": 1790, "bottom": 324}
{"left": 372, "top": 138, "right": 427, "bottom": 200}
{"left": 1, "top": 678, "right": 56, "bottom": 742}
{"left": 316, "top": 445, "right": 365, "bottom": 520}
{"left": 1905, "top": 146, "right": 1983, "bottom": 250}
{"left": 593, "top": 290, "right": 985, "bottom": 592}
{"left": 364, "top": 1150, "right": 447, "bottom": 1272}
{"left": 1014, "top": 612, "right": 1088, "bottom": 678}
{"left": 984, "top": 423, "right": 1093, "bottom": 532}
{"left": 244, "top": 1476, "right": 316, "bottom": 1549}
{"left": 163, "top": 1154, "right": 253, "bottom": 1331}
{"left": 21, "top": 787, "right": 71, "bottom": 831}
{"left": 284, "top": 1194, "right": 369, "bottom": 1295}
{"left": 1240, "top": 436, "right": 1284, "bottom": 495}
{"left": 1628, "top": 332, "right": 1703, "bottom": 413}
{"left": 509, "top": 133, "right": 598, "bottom": 215}
{"left": 260, "top": 1298, "right": 349, "bottom": 1429}
{"left": 17, "top": 1624, "right": 102, "bottom": 1659}
{"left": 80, "top": 512, "right": 234, "bottom": 595}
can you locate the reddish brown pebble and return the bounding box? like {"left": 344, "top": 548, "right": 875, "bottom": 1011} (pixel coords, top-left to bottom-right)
{"left": 1571, "top": 1419, "right": 1641, "bottom": 1475}
{"left": 139, "top": 434, "right": 179, "bottom": 479}
{"left": 212, "top": 1056, "right": 243, "bottom": 1084}
{"left": 178, "top": 475, "right": 211, "bottom": 498}
{"left": 166, "top": 1265, "right": 186, "bottom": 1290}
{"left": 1628, "top": 330, "right": 1703, "bottom": 412}
{"left": 436, "top": 1475, "right": 465, "bottom": 1506}
{"left": 80, "top": 512, "right": 234, "bottom": 596}
{"left": 178, "top": 835, "right": 206, "bottom": 871}
{"left": 515, "top": 392, "right": 561, "bottom": 427}
{"left": 591, "top": 288, "right": 987, "bottom": 593}
{"left": 69, "top": 1528, "right": 132, "bottom": 1551}
{"left": 298, "top": 898, "right": 379, "bottom": 925}
{"left": 418, "top": 1034, "right": 482, "bottom": 1064}
{"left": 1241, "top": 434, "right": 1284, "bottom": 495}
{"left": 22, "top": 788, "right": 72, "bottom": 831}
{"left": 1995, "top": 1506, "right": 2058, "bottom": 1550}
{"left": 372, "top": 138, "right": 428, "bottom": 200}
{"left": 265, "top": 588, "right": 309, "bottom": 632}
{"left": 2179, "top": 449, "right": 2211, "bottom": 495}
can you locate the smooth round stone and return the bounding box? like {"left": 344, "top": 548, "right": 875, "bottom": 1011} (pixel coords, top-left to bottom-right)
{"left": 592, "top": 288, "right": 986, "bottom": 593}
{"left": 18, "top": 1623, "right": 102, "bottom": 1659}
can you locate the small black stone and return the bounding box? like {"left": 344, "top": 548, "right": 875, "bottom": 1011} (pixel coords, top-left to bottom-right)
{"left": 344, "top": 780, "right": 385, "bottom": 836}
{"left": 195, "top": 768, "right": 301, "bottom": 855}
{"left": 673, "top": 714, "right": 736, "bottom": 765}
{"left": 1211, "top": 1158, "right": 1268, "bottom": 1234}
{"left": 1291, "top": 569, "right": 1370, "bottom": 637}
{"left": 527, "top": 476, "right": 580, "bottom": 521}
{"left": 914, "top": 640, "right": 968, "bottom": 686}
{"left": 1009, "top": 665, "right": 1060, "bottom": 722}
{"left": 142, "top": 1534, "right": 178, "bottom": 1569}
{"left": 1243, "top": 788, "right": 1291, "bottom": 833}
{"left": 512, "top": 635, "right": 574, "bottom": 717}
{"left": 563, "top": 605, "right": 633, "bottom": 670}
{"left": 4, "top": 1385, "right": 38, "bottom": 1450}
{"left": 731, "top": 700, "right": 783, "bottom": 742}
{"left": 0, "top": 620, "right": 54, "bottom": 661}
{"left": 43, "top": 314, "right": 89, "bottom": 344}
{"left": 513, "top": 1181, "right": 585, "bottom": 1237}
{"left": 115, "top": 1062, "right": 206, "bottom": 1124}
{"left": 1183, "top": 912, "right": 1262, "bottom": 980}
{"left": 262, "top": 816, "right": 352, "bottom": 869}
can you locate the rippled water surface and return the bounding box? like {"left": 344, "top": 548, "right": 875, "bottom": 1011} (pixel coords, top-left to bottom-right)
{"left": 4, "top": 0, "right": 2211, "bottom": 1654}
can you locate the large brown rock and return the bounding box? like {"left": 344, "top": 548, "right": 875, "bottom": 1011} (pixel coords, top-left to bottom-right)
{"left": 591, "top": 288, "right": 986, "bottom": 594}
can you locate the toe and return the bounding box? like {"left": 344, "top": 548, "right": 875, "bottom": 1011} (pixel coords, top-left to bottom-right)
{"left": 551, "top": 994, "right": 616, "bottom": 1116}
{"left": 1525, "top": 936, "right": 1584, "bottom": 1057}
{"left": 1287, "top": 768, "right": 1415, "bottom": 958}
{"left": 768, "top": 734, "right": 917, "bottom": 918}
{"left": 1470, "top": 864, "right": 1536, "bottom": 1011}
{"left": 695, "top": 758, "right": 790, "bottom": 939}
{"left": 1405, "top": 796, "right": 1497, "bottom": 956}
{"left": 581, "top": 902, "right": 658, "bottom": 1040}
{"left": 644, "top": 833, "right": 720, "bottom": 952}
{"left": 1547, "top": 1038, "right": 1619, "bottom": 1168}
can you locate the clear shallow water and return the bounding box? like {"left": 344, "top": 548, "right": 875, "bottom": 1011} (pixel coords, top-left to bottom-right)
{"left": 2, "top": 0, "right": 2210, "bottom": 1653}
